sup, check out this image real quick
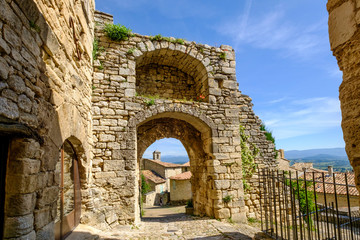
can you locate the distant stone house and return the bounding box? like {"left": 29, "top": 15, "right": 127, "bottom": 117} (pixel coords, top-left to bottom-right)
{"left": 312, "top": 171, "right": 359, "bottom": 208}
{"left": 169, "top": 171, "right": 192, "bottom": 203}
{"left": 182, "top": 161, "right": 190, "bottom": 172}
{"left": 141, "top": 170, "right": 166, "bottom": 193}
{"left": 143, "top": 157, "right": 183, "bottom": 192}
{"left": 141, "top": 170, "right": 167, "bottom": 206}
{"left": 142, "top": 151, "right": 193, "bottom": 205}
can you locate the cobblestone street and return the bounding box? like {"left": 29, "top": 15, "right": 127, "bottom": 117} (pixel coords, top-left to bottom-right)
{"left": 68, "top": 206, "right": 263, "bottom": 240}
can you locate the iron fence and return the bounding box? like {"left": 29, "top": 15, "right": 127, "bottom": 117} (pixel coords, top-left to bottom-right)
{"left": 259, "top": 169, "right": 360, "bottom": 240}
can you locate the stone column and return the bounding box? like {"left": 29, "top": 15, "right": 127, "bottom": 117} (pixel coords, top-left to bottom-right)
{"left": 327, "top": 0, "right": 360, "bottom": 193}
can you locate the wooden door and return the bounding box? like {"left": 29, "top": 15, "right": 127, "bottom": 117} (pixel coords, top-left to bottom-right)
{"left": 0, "top": 136, "right": 9, "bottom": 239}
{"left": 55, "top": 140, "right": 81, "bottom": 240}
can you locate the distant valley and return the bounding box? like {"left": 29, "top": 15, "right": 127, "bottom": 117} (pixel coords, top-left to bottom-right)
{"left": 159, "top": 148, "right": 352, "bottom": 172}
{"left": 285, "top": 148, "right": 352, "bottom": 172}
{"left": 160, "top": 155, "right": 189, "bottom": 164}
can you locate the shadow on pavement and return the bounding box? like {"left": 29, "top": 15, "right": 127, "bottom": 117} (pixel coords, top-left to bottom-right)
{"left": 189, "top": 232, "right": 253, "bottom": 240}
{"left": 66, "top": 231, "right": 102, "bottom": 240}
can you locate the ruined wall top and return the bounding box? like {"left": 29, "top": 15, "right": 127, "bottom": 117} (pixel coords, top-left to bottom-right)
{"left": 94, "top": 11, "right": 241, "bottom": 106}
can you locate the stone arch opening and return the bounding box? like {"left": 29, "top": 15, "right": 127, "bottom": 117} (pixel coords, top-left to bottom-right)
{"left": 135, "top": 49, "right": 209, "bottom": 102}
{"left": 55, "top": 137, "right": 86, "bottom": 240}
{"left": 137, "top": 114, "right": 214, "bottom": 217}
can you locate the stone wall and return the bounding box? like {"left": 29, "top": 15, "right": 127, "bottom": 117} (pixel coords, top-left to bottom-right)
{"left": 136, "top": 63, "right": 197, "bottom": 100}
{"left": 170, "top": 179, "right": 192, "bottom": 202}
{"left": 0, "top": 0, "right": 94, "bottom": 238}
{"left": 91, "top": 10, "right": 276, "bottom": 226}
{"left": 92, "top": 10, "right": 248, "bottom": 224}
{"left": 143, "top": 159, "right": 166, "bottom": 178}
{"left": 239, "top": 94, "right": 277, "bottom": 218}
{"left": 327, "top": 0, "right": 360, "bottom": 198}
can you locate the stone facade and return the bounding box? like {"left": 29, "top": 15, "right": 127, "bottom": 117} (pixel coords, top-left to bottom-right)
{"left": 0, "top": 0, "right": 95, "bottom": 238}
{"left": 0, "top": 1, "right": 277, "bottom": 237}
{"left": 170, "top": 178, "right": 192, "bottom": 202}
{"left": 327, "top": 0, "right": 360, "bottom": 198}
{"left": 92, "top": 10, "right": 276, "bottom": 225}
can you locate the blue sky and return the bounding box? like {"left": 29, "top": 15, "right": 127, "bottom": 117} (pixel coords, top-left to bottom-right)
{"left": 96, "top": 0, "right": 344, "bottom": 157}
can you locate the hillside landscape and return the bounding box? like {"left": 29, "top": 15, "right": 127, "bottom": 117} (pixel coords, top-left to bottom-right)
{"left": 285, "top": 148, "right": 352, "bottom": 172}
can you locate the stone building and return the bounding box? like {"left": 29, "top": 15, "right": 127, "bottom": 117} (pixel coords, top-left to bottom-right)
{"left": 0, "top": 1, "right": 277, "bottom": 238}
{"left": 143, "top": 158, "right": 182, "bottom": 192}
{"left": 169, "top": 171, "right": 192, "bottom": 203}
{"left": 327, "top": 0, "right": 360, "bottom": 200}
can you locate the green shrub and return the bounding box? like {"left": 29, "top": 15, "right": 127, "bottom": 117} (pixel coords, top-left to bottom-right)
{"left": 186, "top": 199, "right": 193, "bottom": 208}
{"left": 260, "top": 123, "right": 275, "bottom": 144}
{"left": 92, "top": 39, "right": 104, "bottom": 60}
{"left": 220, "top": 52, "right": 226, "bottom": 60}
{"left": 248, "top": 217, "right": 257, "bottom": 223}
{"left": 146, "top": 99, "right": 155, "bottom": 106}
{"left": 149, "top": 34, "right": 184, "bottom": 45}
{"left": 29, "top": 20, "right": 40, "bottom": 32}
{"left": 174, "top": 38, "right": 185, "bottom": 44}
{"left": 141, "top": 174, "right": 151, "bottom": 194}
{"left": 127, "top": 47, "right": 136, "bottom": 55}
{"left": 223, "top": 195, "right": 232, "bottom": 203}
{"left": 104, "top": 24, "right": 132, "bottom": 41}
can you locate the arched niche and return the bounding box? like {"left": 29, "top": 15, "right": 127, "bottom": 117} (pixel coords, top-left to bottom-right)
{"left": 135, "top": 49, "right": 209, "bottom": 102}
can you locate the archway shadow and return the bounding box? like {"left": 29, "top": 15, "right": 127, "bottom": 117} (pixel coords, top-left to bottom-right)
{"left": 141, "top": 205, "right": 195, "bottom": 223}
{"left": 189, "top": 232, "right": 253, "bottom": 240}
{"left": 66, "top": 231, "right": 102, "bottom": 240}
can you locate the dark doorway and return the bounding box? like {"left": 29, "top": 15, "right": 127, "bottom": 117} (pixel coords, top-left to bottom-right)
{"left": 0, "top": 136, "right": 9, "bottom": 239}
{"left": 55, "top": 140, "right": 81, "bottom": 240}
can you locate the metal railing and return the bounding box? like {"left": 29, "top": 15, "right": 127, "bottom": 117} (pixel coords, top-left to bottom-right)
{"left": 259, "top": 169, "right": 360, "bottom": 240}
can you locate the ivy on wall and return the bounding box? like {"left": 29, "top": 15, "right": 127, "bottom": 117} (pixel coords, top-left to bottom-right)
{"left": 240, "top": 125, "right": 259, "bottom": 191}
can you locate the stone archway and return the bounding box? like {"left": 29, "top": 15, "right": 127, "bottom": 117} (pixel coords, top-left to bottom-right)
{"left": 137, "top": 116, "right": 213, "bottom": 216}
{"left": 135, "top": 49, "right": 209, "bottom": 102}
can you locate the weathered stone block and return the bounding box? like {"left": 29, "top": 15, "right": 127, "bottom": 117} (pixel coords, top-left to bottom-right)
{"left": 99, "top": 133, "right": 115, "bottom": 142}
{"left": 214, "top": 208, "right": 230, "bottom": 219}
{"left": 328, "top": 1, "right": 356, "bottom": 49}
{"left": 214, "top": 180, "right": 230, "bottom": 189}
{"left": 34, "top": 207, "right": 51, "bottom": 230}
{"left": 95, "top": 171, "right": 116, "bottom": 179}
{"left": 103, "top": 160, "right": 124, "bottom": 171}
{"left": 8, "top": 75, "right": 26, "bottom": 94}
{"left": 0, "top": 96, "right": 19, "bottom": 119}
{"left": 37, "top": 186, "right": 58, "bottom": 208}
{"left": 6, "top": 174, "right": 38, "bottom": 194}
{"left": 5, "top": 193, "right": 36, "bottom": 217}
{"left": 36, "top": 222, "right": 54, "bottom": 240}
{"left": 7, "top": 159, "right": 41, "bottom": 175}
{"left": 0, "top": 56, "right": 9, "bottom": 79}
{"left": 3, "top": 214, "right": 34, "bottom": 238}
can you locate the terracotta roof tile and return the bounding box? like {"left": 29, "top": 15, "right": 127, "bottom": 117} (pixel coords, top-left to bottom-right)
{"left": 182, "top": 161, "right": 190, "bottom": 167}
{"left": 142, "top": 170, "right": 166, "bottom": 184}
{"left": 144, "top": 159, "right": 183, "bottom": 168}
{"left": 301, "top": 172, "right": 358, "bottom": 196}
{"left": 169, "top": 171, "right": 192, "bottom": 180}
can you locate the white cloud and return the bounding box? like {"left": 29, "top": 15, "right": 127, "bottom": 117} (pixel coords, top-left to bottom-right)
{"left": 261, "top": 97, "right": 341, "bottom": 140}
{"left": 218, "top": 5, "right": 328, "bottom": 59}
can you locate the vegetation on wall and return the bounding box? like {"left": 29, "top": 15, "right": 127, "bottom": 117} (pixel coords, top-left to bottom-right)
{"left": 92, "top": 39, "right": 104, "bottom": 60}
{"left": 149, "top": 34, "right": 185, "bottom": 44}
{"left": 240, "top": 125, "right": 259, "bottom": 191}
{"left": 260, "top": 123, "right": 277, "bottom": 158}
{"left": 285, "top": 174, "right": 316, "bottom": 226}
{"left": 141, "top": 174, "right": 151, "bottom": 195}
{"left": 260, "top": 123, "right": 275, "bottom": 144}
{"left": 223, "top": 195, "right": 233, "bottom": 203}
{"left": 104, "top": 23, "right": 132, "bottom": 41}
{"left": 220, "top": 52, "right": 226, "bottom": 60}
